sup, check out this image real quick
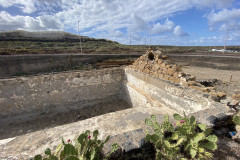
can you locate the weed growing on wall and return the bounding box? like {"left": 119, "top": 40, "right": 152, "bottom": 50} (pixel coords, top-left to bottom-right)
{"left": 145, "top": 113, "right": 218, "bottom": 160}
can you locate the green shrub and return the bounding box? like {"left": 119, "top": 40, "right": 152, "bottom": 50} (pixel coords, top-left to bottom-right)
{"left": 233, "top": 115, "right": 240, "bottom": 125}
{"left": 233, "top": 114, "right": 240, "bottom": 132}
{"left": 32, "top": 130, "right": 118, "bottom": 160}
{"left": 145, "top": 113, "right": 218, "bottom": 160}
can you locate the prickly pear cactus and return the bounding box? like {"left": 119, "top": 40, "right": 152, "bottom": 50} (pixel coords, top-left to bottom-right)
{"left": 173, "top": 113, "right": 218, "bottom": 159}
{"left": 233, "top": 113, "right": 240, "bottom": 133}
{"left": 145, "top": 113, "right": 218, "bottom": 160}
{"left": 145, "top": 114, "right": 184, "bottom": 159}
{"left": 31, "top": 130, "right": 118, "bottom": 160}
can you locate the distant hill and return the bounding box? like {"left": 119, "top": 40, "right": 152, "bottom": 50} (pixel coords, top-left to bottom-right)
{"left": 0, "top": 30, "right": 116, "bottom": 43}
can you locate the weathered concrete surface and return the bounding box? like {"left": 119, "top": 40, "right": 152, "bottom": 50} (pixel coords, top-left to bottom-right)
{"left": 0, "top": 54, "right": 140, "bottom": 78}
{"left": 0, "top": 68, "right": 124, "bottom": 125}
{"left": 0, "top": 100, "right": 130, "bottom": 140}
{"left": 0, "top": 106, "right": 175, "bottom": 160}
{"left": 122, "top": 68, "right": 235, "bottom": 125}
{"left": 123, "top": 68, "right": 209, "bottom": 113}
{"left": 0, "top": 59, "right": 236, "bottom": 159}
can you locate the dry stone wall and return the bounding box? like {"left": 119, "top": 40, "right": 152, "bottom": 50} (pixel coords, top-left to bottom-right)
{"left": 129, "top": 50, "right": 227, "bottom": 101}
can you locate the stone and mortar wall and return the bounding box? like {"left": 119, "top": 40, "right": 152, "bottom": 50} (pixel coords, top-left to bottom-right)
{"left": 122, "top": 67, "right": 224, "bottom": 114}
{"left": 0, "top": 68, "right": 124, "bottom": 123}
{"left": 128, "top": 50, "right": 227, "bottom": 102}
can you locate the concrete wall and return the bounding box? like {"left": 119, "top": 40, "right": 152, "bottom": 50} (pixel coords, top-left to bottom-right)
{"left": 167, "top": 54, "right": 240, "bottom": 70}
{"left": 1, "top": 54, "right": 239, "bottom": 79}
{"left": 121, "top": 68, "right": 218, "bottom": 114}
{"left": 0, "top": 68, "right": 124, "bottom": 123}
{"left": 0, "top": 54, "right": 140, "bottom": 78}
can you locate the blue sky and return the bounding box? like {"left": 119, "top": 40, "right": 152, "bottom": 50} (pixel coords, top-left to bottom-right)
{"left": 0, "top": 0, "right": 240, "bottom": 46}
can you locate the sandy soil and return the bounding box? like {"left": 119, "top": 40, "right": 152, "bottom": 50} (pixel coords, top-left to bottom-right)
{"left": 182, "top": 66, "right": 240, "bottom": 96}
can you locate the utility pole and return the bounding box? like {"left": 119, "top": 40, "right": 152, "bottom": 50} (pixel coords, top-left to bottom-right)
{"left": 223, "top": 28, "right": 229, "bottom": 54}
{"left": 149, "top": 24, "right": 152, "bottom": 50}
{"left": 130, "top": 34, "right": 131, "bottom": 46}
{"left": 130, "top": 34, "right": 132, "bottom": 58}
{"left": 78, "top": 21, "right": 83, "bottom": 54}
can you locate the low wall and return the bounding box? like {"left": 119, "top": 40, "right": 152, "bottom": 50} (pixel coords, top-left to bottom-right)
{"left": 0, "top": 68, "right": 124, "bottom": 124}
{"left": 167, "top": 54, "right": 240, "bottom": 70}
{"left": 0, "top": 54, "right": 140, "bottom": 78}
{"left": 1, "top": 53, "right": 239, "bottom": 78}
{"left": 122, "top": 68, "right": 229, "bottom": 116}
{"left": 0, "top": 67, "right": 234, "bottom": 159}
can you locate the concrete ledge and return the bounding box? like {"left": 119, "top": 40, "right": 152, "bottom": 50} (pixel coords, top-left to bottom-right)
{"left": 0, "top": 106, "right": 175, "bottom": 159}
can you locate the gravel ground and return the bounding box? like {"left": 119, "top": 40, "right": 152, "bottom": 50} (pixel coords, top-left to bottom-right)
{"left": 182, "top": 66, "right": 240, "bottom": 96}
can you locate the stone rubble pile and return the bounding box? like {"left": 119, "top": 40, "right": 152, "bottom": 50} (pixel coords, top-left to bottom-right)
{"left": 129, "top": 50, "right": 227, "bottom": 101}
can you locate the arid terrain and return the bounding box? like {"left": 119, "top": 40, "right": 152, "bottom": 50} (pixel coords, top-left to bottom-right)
{"left": 183, "top": 66, "right": 240, "bottom": 96}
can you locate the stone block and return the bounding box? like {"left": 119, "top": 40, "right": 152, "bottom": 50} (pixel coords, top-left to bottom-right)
{"left": 174, "top": 78, "right": 180, "bottom": 84}
{"left": 217, "top": 92, "right": 227, "bottom": 98}
{"left": 180, "top": 77, "right": 189, "bottom": 87}
{"left": 169, "top": 76, "right": 175, "bottom": 82}
{"left": 163, "top": 74, "right": 170, "bottom": 81}
{"left": 158, "top": 74, "right": 164, "bottom": 79}
{"left": 200, "top": 87, "right": 210, "bottom": 93}
{"left": 157, "top": 59, "right": 163, "bottom": 64}
{"left": 154, "top": 64, "right": 161, "bottom": 70}
{"left": 177, "top": 72, "right": 185, "bottom": 78}
{"left": 162, "top": 55, "right": 168, "bottom": 59}
{"left": 186, "top": 75, "right": 196, "bottom": 81}
{"left": 172, "top": 64, "right": 182, "bottom": 72}
{"left": 189, "top": 85, "right": 202, "bottom": 91}
{"left": 166, "top": 64, "right": 172, "bottom": 69}
{"left": 210, "top": 92, "right": 221, "bottom": 102}
{"left": 207, "top": 87, "right": 216, "bottom": 91}
{"left": 232, "top": 93, "right": 240, "bottom": 100}
{"left": 173, "top": 72, "right": 178, "bottom": 78}
{"left": 167, "top": 68, "right": 174, "bottom": 76}
{"left": 187, "top": 81, "right": 197, "bottom": 86}
{"left": 161, "top": 63, "right": 166, "bottom": 68}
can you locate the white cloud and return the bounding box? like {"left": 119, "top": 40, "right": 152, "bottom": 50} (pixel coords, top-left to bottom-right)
{"left": 151, "top": 19, "right": 175, "bottom": 34}
{"left": 207, "top": 9, "right": 240, "bottom": 25}
{"left": 56, "top": 0, "right": 192, "bottom": 33}
{"left": 0, "top": 0, "right": 238, "bottom": 45}
{"left": 129, "top": 14, "right": 148, "bottom": 32}
{"left": 206, "top": 8, "right": 240, "bottom": 31}
{"left": 192, "top": 0, "right": 234, "bottom": 8}
{"left": 173, "top": 26, "right": 188, "bottom": 36}
{"left": 0, "top": 11, "right": 63, "bottom": 31}
{"left": 0, "top": 0, "right": 60, "bottom": 14}
{"left": 0, "top": 0, "right": 36, "bottom": 13}
{"left": 110, "top": 30, "right": 124, "bottom": 37}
